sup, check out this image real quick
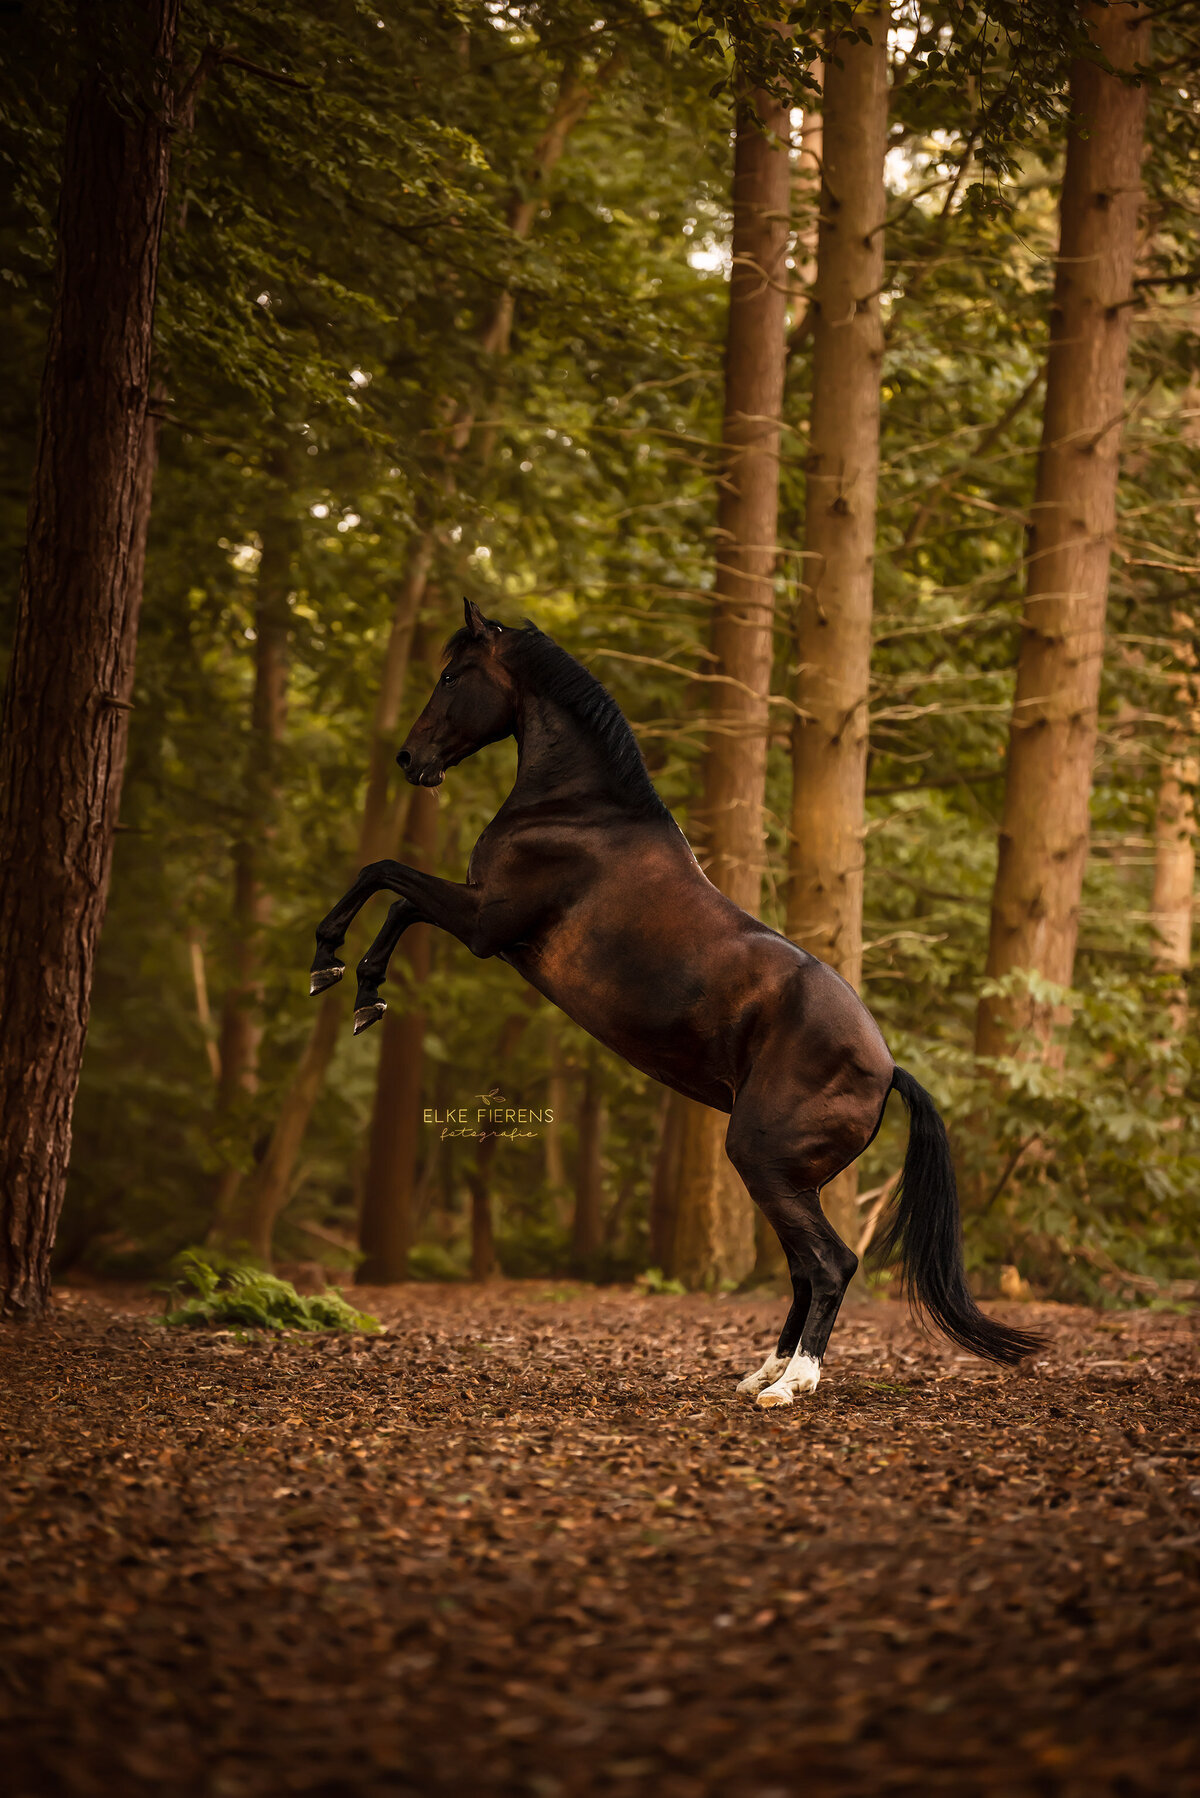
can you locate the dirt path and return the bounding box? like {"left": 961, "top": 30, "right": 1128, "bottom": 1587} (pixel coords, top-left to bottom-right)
{"left": 2, "top": 1285, "right": 1198, "bottom": 1797}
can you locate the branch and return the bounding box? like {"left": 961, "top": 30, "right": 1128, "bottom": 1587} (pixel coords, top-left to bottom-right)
{"left": 175, "top": 40, "right": 308, "bottom": 118}
{"left": 866, "top": 768, "right": 1003, "bottom": 797}
{"left": 901, "top": 370, "right": 1042, "bottom": 554}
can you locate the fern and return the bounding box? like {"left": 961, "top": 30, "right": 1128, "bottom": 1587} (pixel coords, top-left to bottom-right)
{"left": 159, "top": 1251, "right": 379, "bottom": 1334}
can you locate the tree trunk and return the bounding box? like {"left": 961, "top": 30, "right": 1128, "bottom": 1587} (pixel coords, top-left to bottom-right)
{"left": 752, "top": 66, "right": 826, "bottom": 1289}
{"left": 671, "top": 82, "right": 791, "bottom": 1293}
{"left": 1153, "top": 749, "right": 1195, "bottom": 993}
{"left": 187, "top": 928, "right": 221, "bottom": 1083}
{"left": 571, "top": 1042, "right": 606, "bottom": 1268}
{"left": 468, "top": 1012, "right": 531, "bottom": 1281}
{"left": 975, "top": 2, "right": 1152, "bottom": 1059}
{"left": 786, "top": 6, "right": 889, "bottom": 1253}
{"left": 649, "top": 1089, "right": 681, "bottom": 1272}
{"left": 0, "top": 1, "right": 179, "bottom": 1321}
{"left": 210, "top": 492, "right": 298, "bottom": 1239}
{"left": 1152, "top": 619, "right": 1198, "bottom": 1030}
{"left": 543, "top": 1020, "right": 568, "bottom": 1208}
{"left": 356, "top": 785, "right": 438, "bottom": 1283}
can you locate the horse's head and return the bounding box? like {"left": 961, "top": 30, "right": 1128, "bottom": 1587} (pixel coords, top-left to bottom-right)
{"left": 397, "top": 598, "right": 518, "bottom": 787}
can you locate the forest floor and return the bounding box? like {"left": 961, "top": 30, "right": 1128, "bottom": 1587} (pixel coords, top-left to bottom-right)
{"left": 2, "top": 1283, "right": 1199, "bottom": 1798}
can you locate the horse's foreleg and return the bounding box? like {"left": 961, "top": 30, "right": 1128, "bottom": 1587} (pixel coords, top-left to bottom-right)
{"left": 350, "top": 899, "right": 423, "bottom": 1035}
{"left": 310, "top": 866, "right": 396, "bottom": 994}
{"left": 310, "top": 861, "right": 488, "bottom": 999}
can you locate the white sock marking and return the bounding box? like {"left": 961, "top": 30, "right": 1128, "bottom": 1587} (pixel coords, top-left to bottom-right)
{"left": 736, "top": 1352, "right": 790, "bottom": 1398}
{"left": 756, "top": 1350, "right": 821, "bottom": 1408}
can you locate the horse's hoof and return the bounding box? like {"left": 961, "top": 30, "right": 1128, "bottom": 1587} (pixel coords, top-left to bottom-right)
{"left": 736, "top": 1355, "right": 788, "bottom": 1399}
{"left": 353, "top": 1002, "right": 387, "bottom": 1035}
{"left": 309, "top": 964, "right": 345, "bottom": 996}
{"left": 755, "top": 1385, "right": 794, "bottom": 1409}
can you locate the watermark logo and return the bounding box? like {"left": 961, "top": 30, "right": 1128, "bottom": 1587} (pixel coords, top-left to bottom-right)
{"left": 423, "top": 1087, "right": 554, "bottom": 1143}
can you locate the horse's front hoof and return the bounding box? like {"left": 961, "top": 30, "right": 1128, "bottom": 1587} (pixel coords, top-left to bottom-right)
{"left": 309, "top": 963, "right": 345, "bottom": 996}
{"left": 353, "top": 1001, "right": 387, "bottom": 1035}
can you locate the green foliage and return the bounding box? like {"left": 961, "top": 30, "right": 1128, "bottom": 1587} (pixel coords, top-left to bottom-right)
{"left": 407, "top": 1242, "right": 469, "bottom": 1283}
{"left": 5, "top": 3, "right": 1200, "bottom": 1302}
{"left": 635, "top": 1267, "right": 687, "bottom": 1296}
{"left": 159, "top": 1250, "right": 379, "bottom": 1333}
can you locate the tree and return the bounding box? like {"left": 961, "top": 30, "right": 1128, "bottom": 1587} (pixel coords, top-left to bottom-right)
{"left": 670, "top": 82, "right": 790, "bottom": 1291}
{"left": 209, "top": 464, "right": 300, "bottom": 1235}
{"left": 976, "top": 0, "right": 1153, "bottom": 1061}
{"left": 786, "top": 4, "right": 889, "bottom": 1251}
{"left": 1151, "top": 620, "right": 1198, "bottom": 1023}
{"left": 356, "top": 785, "right": 437, "bottom": 1282}
{"left": 572, "top": 1042, "right": 606, "bottom": 1269}
{"left": 0, "top": 1, "right": 180, "bottom": 1319}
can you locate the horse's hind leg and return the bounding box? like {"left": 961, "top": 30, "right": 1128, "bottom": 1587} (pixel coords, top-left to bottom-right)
{"left": 726, "top": 1068, "right": 890, "bottom": 1407}
{"left": 735, "top": 1259, "right": 812, "bottom": 1398}
{"left": 748, "top": 1185, "right": 857, "bottom": 1406}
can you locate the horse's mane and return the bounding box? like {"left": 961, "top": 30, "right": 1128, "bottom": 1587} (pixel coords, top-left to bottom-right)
{"left": 445, "top": 621, "right": 669, "bottom": 819}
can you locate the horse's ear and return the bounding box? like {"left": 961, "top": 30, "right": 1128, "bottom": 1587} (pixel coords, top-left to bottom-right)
{"left": 463, "top": 597, "right": 501, "bottom": 641}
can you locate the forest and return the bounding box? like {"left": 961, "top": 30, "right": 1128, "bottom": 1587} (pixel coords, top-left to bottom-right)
{"left": 3, "top": 6, "right": 1200, "bottom": 1796}
{"left": 0, "top": 0, "right": 1199, "bottom": 1321}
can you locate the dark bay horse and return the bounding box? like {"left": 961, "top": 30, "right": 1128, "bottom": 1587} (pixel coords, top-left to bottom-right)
{"left": 311, "top": 600, "right": 1041, "bottom": 1403}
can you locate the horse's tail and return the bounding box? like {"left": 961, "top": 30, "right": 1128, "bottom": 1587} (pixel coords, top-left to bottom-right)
{"left": 873, "top": 1066, "right": 1044, "bottom": 1365}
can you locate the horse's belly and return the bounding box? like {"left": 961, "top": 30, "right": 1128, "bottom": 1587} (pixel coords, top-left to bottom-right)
{"left": 505, "top": 936, "right": 736, "bottom": 1111}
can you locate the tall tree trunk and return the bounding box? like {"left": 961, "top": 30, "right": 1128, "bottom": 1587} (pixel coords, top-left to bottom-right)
{"left": 785, "top": 8, "right": 888, "bottom": 1255}
{"left": 753, "top": 66, "right": 826, "bottom": 1288}
{"left": 210, "top": 491, "right": 298, "bottom": 1238}
{"left": 356, "top": 786, "right": 438, "bottom": 1283}
{"left": 187, "top": 927, "right": 221, "bottom": 1083}
{"left": 975, "top": 2, "right": 1152, "bottom": 1059}
{"left": 1152, "top": 619, "right": 1198, "bottom": 1031}
{"left": 0, "top": 2, "right": 179, "bottom": 1321}
{"left": 571, "top": 1042, "right": 606, "bottom": 1268}
{"left": 649, "top": 1090, "right": 681, "bottom": 1272}
{"left": 468, "top": 1011, "right": 531, "bottom": 1281}
{"left": 1153, "top": 749, "right": 1195, "bottom": 995}
{"left": 544, "top": 1019, "right": 569, "bottom": 1220}
{"left": 671, "top": 83, "right": 790, "bottom": 1292}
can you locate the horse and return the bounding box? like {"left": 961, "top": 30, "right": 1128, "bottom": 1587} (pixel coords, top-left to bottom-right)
{"left": 310, "top": 599, "right": 1042, "bottom": 1403}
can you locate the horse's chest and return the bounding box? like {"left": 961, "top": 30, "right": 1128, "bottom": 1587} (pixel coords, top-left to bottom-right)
{"left": 466, "top": 834, "right": 490, "bottom": 884}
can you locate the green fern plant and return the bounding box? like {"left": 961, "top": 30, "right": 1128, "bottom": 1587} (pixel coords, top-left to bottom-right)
{"left": 159, "top": 1250, "right": 379, "bottom": 1334}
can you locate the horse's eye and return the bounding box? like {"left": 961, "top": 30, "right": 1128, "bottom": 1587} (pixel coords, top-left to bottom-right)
{"left": 441, "top": 671, "right": 457, "bottom": 689}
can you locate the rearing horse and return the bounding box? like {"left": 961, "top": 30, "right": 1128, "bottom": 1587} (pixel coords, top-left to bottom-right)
{"left": 311, "top": 601, "right": 1040, "bottom": 1403}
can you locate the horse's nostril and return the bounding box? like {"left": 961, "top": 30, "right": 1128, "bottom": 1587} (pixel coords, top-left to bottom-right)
{"left": 396, "top": 749, "right": 411, "bottom": 769}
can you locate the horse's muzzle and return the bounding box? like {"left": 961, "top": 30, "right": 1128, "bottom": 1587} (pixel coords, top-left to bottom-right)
{"left": 396, "top": 748, "right": 444, "bottom": 787}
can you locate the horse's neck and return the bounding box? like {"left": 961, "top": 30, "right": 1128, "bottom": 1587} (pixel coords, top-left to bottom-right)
{"left": 508, "top": 692, "right": 626, "bottom": 810}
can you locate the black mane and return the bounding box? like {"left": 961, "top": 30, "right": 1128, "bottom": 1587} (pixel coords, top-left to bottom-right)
{"left": 445, "top": 621, "right": 669, "bottom": 819}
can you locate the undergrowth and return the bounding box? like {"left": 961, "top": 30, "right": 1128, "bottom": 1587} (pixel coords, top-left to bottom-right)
{"left": 159, "top": 1251, "right": 379, "bottom": 1334}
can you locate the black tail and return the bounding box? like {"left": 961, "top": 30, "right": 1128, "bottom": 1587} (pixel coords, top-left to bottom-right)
{"left": 873, "top": 1067, "right": 1044, "bottom": 1365}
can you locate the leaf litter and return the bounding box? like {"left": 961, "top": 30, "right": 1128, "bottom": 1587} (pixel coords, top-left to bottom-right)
{"left": 1, "top": 1283, "right": 1198, "bottom": 1797}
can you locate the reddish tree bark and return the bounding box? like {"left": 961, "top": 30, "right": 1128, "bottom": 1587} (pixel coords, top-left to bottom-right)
{"left": 209, "top": 489, "right": 299, "bottom": 1238}
{"left": 787, "top": 7, "right": 889, "bottom": 1255}
{"left": 356, "top": 786, "right": 439, "bottom": 1283}
{"left": 976, "top": 2, "right": 1152, "bottom": 1059}
{"left": 670, "top": 83, "right": 791, "bottom": 1291}
{"left": 571, "top": 1042, "right": 606, "bottom": 1268}
{"left": 0, "top": 2, "right": 180, "bottom": 1320}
